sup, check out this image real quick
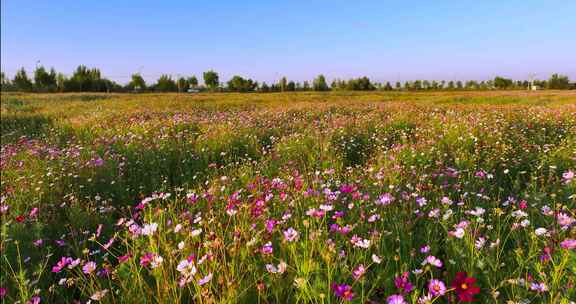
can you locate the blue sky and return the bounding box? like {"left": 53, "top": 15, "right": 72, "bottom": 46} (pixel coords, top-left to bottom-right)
{"left": 2, "top": 0, "right": 575, "bottom": 84}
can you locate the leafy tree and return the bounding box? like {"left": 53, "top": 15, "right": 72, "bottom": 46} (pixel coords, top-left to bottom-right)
{"left": 177, "top": 77, "right": 188, "bottom": 92}
{"left": 33, "top": 66, "right": 57, "bottom": 92}
{"left": 395, "top": 82, "right": 401, "bottom": 90}
{"left": 188, "top": 76, "right": 198, "bottom": 88}
{"left": 286, "top": 81, "right": 296, "bottom": 91}
{"left": 384, "top": 82, "right": 393, "bottom": 91}
{"left": 154, "top": 75, "right": 177, "bottom": 92}
{"left": 260, "top": 82, "right": 270, "bottom": 93}
{"left": 227, "top": 75, "right": 257, "bottom": 92}
{"left": 313, "top": 75, "right": 329, "bottom": 91}
{"left": 203, "top": 70, "right": 219, "bottom": 91}
{"left": 13, "top": 68, "right": 33, "bottom": 91}
{"left": 56, "top": 73, "right": 67, "bottom": 92}
{"left": 129, "top": 73, "right": 146, "bottom": 90}
{"left": 547, "top": 74, "right": 570, "bottom": 89}
{"left": 493, "top": 76, "right": 513, "bottom": 89}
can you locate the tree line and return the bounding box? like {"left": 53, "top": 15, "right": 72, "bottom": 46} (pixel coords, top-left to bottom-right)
{"left": 1, "top": 65, "right": 573, "bottom": 93}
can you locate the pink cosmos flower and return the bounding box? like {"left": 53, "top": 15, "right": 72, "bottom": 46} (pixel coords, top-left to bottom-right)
{"left": 283, "top": 228, "right": 299, "bottom": 242}
{"left": 82, "top": 261, "right": 97, "bottom": 274}
{"left": 560, "top": 239, "right": 576, "bottom": 250}
{"left": 261, "top": 242, "right": 273, "bottom": 255}
{"left": 562, "top": 170, "right": 574, "bottom": 183}
{"left": 376, "top": 193, "right": 395, "bottom": 206}
{"left": 387, "top": 294, "right": 407, "bottom": 304}
{"left": 423, "top": 256, "right": 443, "bottom": 268}
{"left": 352, "top": 264, "right": 366, "bottom": 280}
{"left": 428, "top": 279, "right": 447, "bottom": 296}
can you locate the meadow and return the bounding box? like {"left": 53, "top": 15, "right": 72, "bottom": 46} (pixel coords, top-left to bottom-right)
{"left": 1, "top": 90, "right": 575, "bottom": 303}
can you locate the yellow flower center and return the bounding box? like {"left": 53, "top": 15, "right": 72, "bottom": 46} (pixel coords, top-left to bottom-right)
{"left": 461, "top": 283, "right": 468, "bottom": 290}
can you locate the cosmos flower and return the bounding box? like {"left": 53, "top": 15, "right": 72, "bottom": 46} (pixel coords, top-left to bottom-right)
{"left": 82, "top": 261, "right": 97, "bottom": 274}
{"left": 394, "top": 272, "right": 413, "bottom": 294}
{"left": 560, "top": 239, "right": 576, "bottom": 250}
{"left": 90, "top": 289, "right": 109, "bottom": 301}
{"left": 331, "top": 283, "right": 354, "bottom": 301}
{"left": 376, "top": 193, "right": 395, "bottom": 206}
{"left": 261, "top": 242, "right": 273, "bottom": 255}
{"left": 141, "top": 222, "right": 158, "bottom": 236}
{"left": 562, "top": 170, "right": 574, "bottom": 183}
{"left": 428, "top": 279, "right": 447, "bottom": 296}
{"left": 352, "top": 264, "right": 366, "bottom": 280}
{"left": 283, "top": 227, "right": 300, "bottom": 242}
{"left": 422, "top": 256, "right": 443, "bottom": 268}
{"left": 530, "top": 282, "right": 548, "bottom": 293}
{"left": 198, "top": 273, "right": 213, "bottom": 285}
{"left": 387, "top": 294, "right": 407, "bottom": 304}
{"left": 451, "top": 272, "right": 480, "bottom": 302}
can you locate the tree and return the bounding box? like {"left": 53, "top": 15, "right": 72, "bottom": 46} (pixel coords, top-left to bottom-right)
{"left": 56, "top": 73, "right": 67, "bottom": 92}
{"left": 302, "top": 81, "right": 310, "bottom": 91}
{"left": 1, "top": 71, "right": 12, "bottom": 91}
{"left": 33, "top": 66, "right": 57, "bottom": 92}
{"left": 384, "top": 82, "right": 393, "bottom": 91}
{"left": 13, "top": 68, "right": 33, "bottom": 91}
{"left": 203, "top": 70, "right": 219, "bottom": 91}
{"left": 547, "top": 74, "right": 570, "bottom": 89}
{"left": 129, "top": 73, "right": 146, "bottom": 91}
{"left": 154, "top": 75, "right": 177, "bottom": 92}
{"left": 313, "top": 74, "right": 329, "bottom": 91}
{"left": 227, "top": 75, "right": 257, "bottom": 92}
{"left": 177, "top": 77, "right": 188, "bottom": 92}
{"left": 493, "top": 76, "right": 513, "bottom": 89}
{"left": 286, "top": 81, "right": 296, "bottom": 91}
{"left": 279, "top": 77, "right": 287, "bottom": 92}
{"left": 260, "top": 82, "right": 270, "bottom": 92}
{"left": 188, "top": 76, "right": 198, "bottom": 88}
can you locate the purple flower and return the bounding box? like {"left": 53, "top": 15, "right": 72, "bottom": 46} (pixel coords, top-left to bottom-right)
{"left": 261, "top": 242, "right": 273, "bottom": 255}
{"left": 52, "top": 256, "right": 72, "bottom": 273}
{"left": 0, "top": 287, "right": 7, "bottom": 298}
{"left": 27, "top": 296, "right": 41, "bottom": 304}
{"left": 387, "top": 294, "right": 407, "bottom": 304}
{"left": 428, "top": 279, "right": 447, "bottom": 296}
{"left": 331, "top": 283, "right": 354, "bottom": 301}
{"left": 530, "top": 282, "right": 548, "bottom": 293}
{"left": 376, "top": 193, "right": 395, "bottom": 206}
{"left": 265, "top": 219, "right": 276, "bottom": 233}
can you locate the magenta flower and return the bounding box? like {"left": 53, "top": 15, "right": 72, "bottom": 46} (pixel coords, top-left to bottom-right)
{"left": 52, "top": 256, "right": 72, "bottom": 273}
{"left": 261, "top": 242, "right": 273, "bottom": 255}
{"left": 387, "top": 294, "right": 407, "bottom": 304}
{"left": 394, "top": 272, "right": 414, "bottom": 294}
{"left": 562, "top": 170, "right": 574, "bottom": 183}
{"left": 428, "top": 279, "right": 447, "bottom": 296}
{"left": 27, "top": 296, "right": 41, "bottom": 304}
{"left": 0, "top": 287, "right": 7, "bottom": 298}
{"left": 560, "top": 239, "right": 576, "bottom": 250}
{"left": 331, "top": 283, "right": 354, "bottom": 301}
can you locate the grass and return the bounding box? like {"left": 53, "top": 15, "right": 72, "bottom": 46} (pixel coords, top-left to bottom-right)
{"left": 1, "top": 91, "right": 575, "bottom": 303}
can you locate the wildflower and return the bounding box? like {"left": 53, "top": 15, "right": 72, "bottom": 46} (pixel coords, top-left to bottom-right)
{"left": 534, "top": 228, "right": 548, "bottom": 236}
{"left": 416, "top": 197, "right": 427, "bottom": 207}
{"left": 266, "top": 261, "right": 287, "bottom": 274}
{"left": 198, "top": 273, "right": 213, "bottom": 285}
{"left": 27, "top": 296, "right": 41, "bottom": 304}
{"left": 190, "top": 228, "right": 202, "bottom": 237}
{"left": 151, "top": 255, "right": 163, "bottom": 268}
{"left": 177, "top": 259, "right": 197, "bottom": 276}
{"left": 420, "top": 245, "right": 430, "bottom": 253}
{"left": 331, "top": 283, "right": 354, "bottom": 301}
{"left": 0, "top": 287, "right": 6, "bottom": 298}
{"left": 283, "top": 228, "right": 300, "bottom": 242}
{"left": 90, "top": 289, "right": 109, "bottom": 301}
{"left": 387, "top": 294, "right": 407, "bottom": 304}
{"left": 563, "top": 170, "right": 574, "bottom": 183}
{"left": 350, "top": 235, "right": 371, "bottom": 248}
{"left": 560, "top": 239, "right": 576, "bottom": 250}
{"left": 530, "top": 282, "right": 548, "bottom": 293}
{"left": 428, "top": 279, "right": 447, "bottom": 296}
{"left": 475, "top": 237, "right": 486, "bottom": 249}
{"left": 261, "top": 242, "right": 273, "bottom": 255}
{"left": 141, "top": 222, "right": 158, "bottom": 236}
{"left": 83, "top": 261, "right": 97, "bottom": 274}
{"left": 33, "top": 239, "right": 43, "bottom": 247}
{"left": 352, "top": 264, "right": 366, "bottom": 280}
{"left": 451, "top": 228, "right": 465, "bottom": 239}
{"left": 118, "top": 253, "right": 132, "bottom": 263}
{"left": 451, "top": 272, "right": 480, "bottom": 302}
{"left": 394, "top": 272, "right": 414, "bottom": 294}
{"left": 68, "top": 258, "right": 81, "bottom": 269}
{"left": 422, "top": 256, "right": 443, "bottom": 268}
{"left": 372, "top": 254, "right": 382, "bottom": 264}
{"left": 265, "top": 219, "right": 276, "bottom": 233}
{"left": 418, "top": 293, "right": 433, "bottom": 304}
{"left": 557, "top": 213, "right": 575, "bottom": 229}
{"left": 376, "top": 193, "right": 395, "bottom": 206}
{"left": 52, "top": 256, "right": 72, "bottom": 273}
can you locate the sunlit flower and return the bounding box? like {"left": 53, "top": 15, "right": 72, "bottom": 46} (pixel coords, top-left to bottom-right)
{"left": 283, "top": 227, "right": 300, "bottom": 242}
{"left": 331, "top": 283, "right": 354, "bottom": 301}
{"left": 428, "top": 279, "right": 447, "bottom": 296}
{"left": 387, "top": 294, "right": 407, "bottom": 304}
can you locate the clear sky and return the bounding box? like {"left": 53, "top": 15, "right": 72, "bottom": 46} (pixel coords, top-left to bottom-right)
{"left": 2, "top": 0, "right": 575, "bottom": 84}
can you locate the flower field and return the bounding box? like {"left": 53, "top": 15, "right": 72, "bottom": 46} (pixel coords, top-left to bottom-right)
{"left": 1, "top": 91, "right": 575, "bottom": 303}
